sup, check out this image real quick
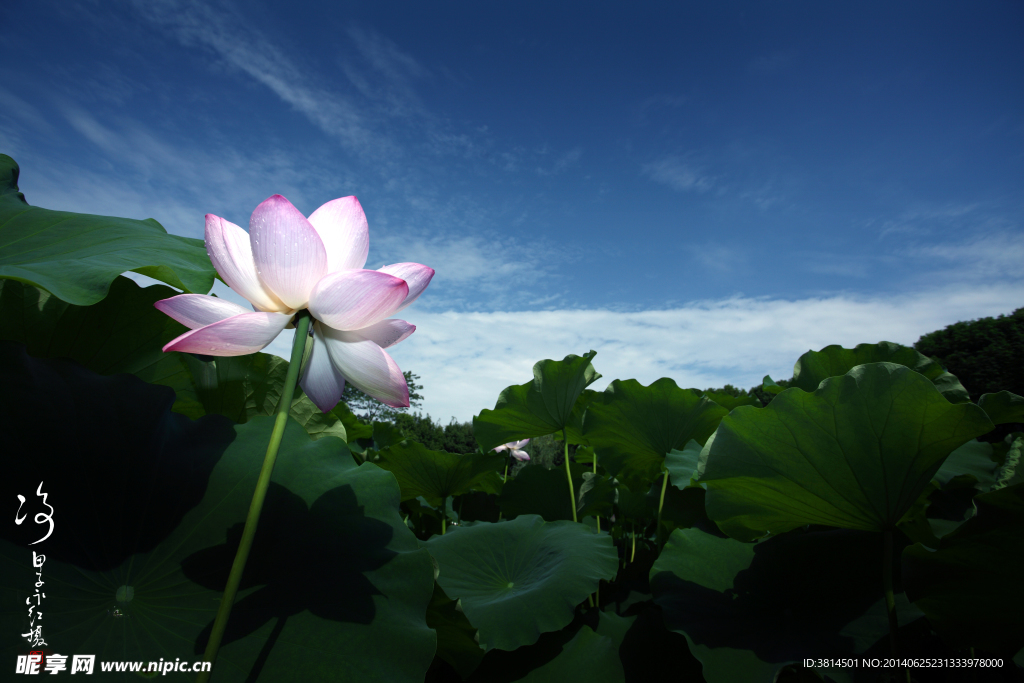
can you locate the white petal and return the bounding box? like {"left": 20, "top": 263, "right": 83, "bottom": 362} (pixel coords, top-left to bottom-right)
{"left": 162, "top": 311, "right": 292, "bottom": 356}
{"left": 154, "top": 294, "right": 251, "bottom": 330}
{"left": 249, "top": 195, "right": 328, "bottom": 309}
{"left": 205, "top": 214, "right": 288, "bottom": 312}
{"left": 299, "top": 323, "right": 347, "bottom": 412}
{"left": 377, "top": 263, "right": 435, "bottom": 314}
{"left": 307, "top": 269, "right": 409, "bottom": 331}
{"left": 307, "top": 196, "right": 370, "bottom": 274}
{"left": 321, "top": 325, "right": 409, "bottom": 408}
{"left": 354, "top": 319, "right": 416, "bottom": 348}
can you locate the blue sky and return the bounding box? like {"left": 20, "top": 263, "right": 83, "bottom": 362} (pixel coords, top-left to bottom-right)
{"left": 2, "top": 1, "right": 1022, "bottom": 425}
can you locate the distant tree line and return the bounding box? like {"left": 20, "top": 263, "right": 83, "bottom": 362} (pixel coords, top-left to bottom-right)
{"left": 345, "top": 306, "right": 1023, "bottom": 454}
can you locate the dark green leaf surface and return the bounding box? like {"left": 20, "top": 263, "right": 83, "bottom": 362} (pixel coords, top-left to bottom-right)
{"left": 0, "top": 343, "right": 435, "bottom": 681}
{"left": 903, "top": 483, "right": 1024, "bottom": 652}
{"left": 423, "top": 516, "right": 618, "bottom": 652}
{"left": 699, "top": 389, "right": 761, "bottom": 410}
{"left": 0, "top": 155, "right": 216, "bottom": 305}
{"left": 425, "top": 581, "right": 484, "bottom": 679}
{"left": 0, "top": 277, "right": 346, "bottom": 441}
{"left": 664, "top": 439, "right": 703, "bottom": 489}
{"left": 977, "top": 390, "right": 1024, "bottom": 426}
{"left": 576, "top": 471, "right": 616, "bottom": 519}
{"left": 499, "top": 463, "right": 589, "bottom": 521}
{"left": 791, "top": 340, "right": 970, "bottom": 404}
{"left": 932, "top": 439, "right": 1001, "bottom": 492}
{"left": 582, "top": 378, "right": 728, "bottom": 491}
{"left": 374, "top": 441, "right": 505, "bottom": 507}
{"left": 698, "top": 362, "right": 993, "bottom": 541}
{"left": 651, "top": 526, "right": 923, "bottom": 683}
{"left": 514, "top": 626, "right": 623, "bottom": 683}
{"left": 472, "top": 351, "right": 601, "bottom": 453}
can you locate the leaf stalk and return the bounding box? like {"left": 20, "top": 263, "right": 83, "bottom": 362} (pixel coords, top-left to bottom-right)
{"left": 196, "top": 310, "right": 312, "bottom": 683}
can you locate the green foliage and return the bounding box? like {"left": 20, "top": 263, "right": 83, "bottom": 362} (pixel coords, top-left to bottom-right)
{"left": 6, "top": 155, "right": 1024, "bottom": 683}
{"left": 390, "top": 411, "right": 481, "bottom": 454}
{"left": 915, "top": 307, "right": 1024, "bottom": 442}
{"left": 0, "top": 154, "right": 216, "bottom": 305}
{"left": 699, "top": 362, "right": 993, "bottom": 541}
{"left": 1, "top": 345, "right": 435, "bottom": 682}
{"left": 422, "top": 515, "right": 618, "bottom": 652}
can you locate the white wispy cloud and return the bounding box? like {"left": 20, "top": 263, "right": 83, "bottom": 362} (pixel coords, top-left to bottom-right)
{"left": 128, "top": 0, "right": 384, "bottom": 159}
{"left": 254, "top": 282, "right": 1023, "bottom": 426}
{"left": 643, "top": 156, "right": 715, "bottom": 193}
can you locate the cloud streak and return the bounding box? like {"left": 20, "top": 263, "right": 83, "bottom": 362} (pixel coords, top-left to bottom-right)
{"left": 251, "top": 281, "right": 1024, "bottom": 426}
{"left": 643, "top": 156, "right": 715, "bottom": 192}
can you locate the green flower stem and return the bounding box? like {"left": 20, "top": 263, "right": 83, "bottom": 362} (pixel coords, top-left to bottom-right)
{"left": 442, "top": 495, "right": 448, "bottom": 535}
{"left": 630, "top": 525, "right": 636, "bottom": 563}
{"left": 498, "top": 459, "right": 509, "bottom": 522}
{"left": 656, "top": 470, "right": 669, "bottom": 548}
{"left": 882, "top": 528, "right": 910, "bottom": 683}
{"left": 196, "top": 310, "right": 312, "bottom": 683}
{"left": 563, "top": 437, "right": 578, "bottom": 524}
{"left": 561, "top": 436, "right": 593, "bottom": 608}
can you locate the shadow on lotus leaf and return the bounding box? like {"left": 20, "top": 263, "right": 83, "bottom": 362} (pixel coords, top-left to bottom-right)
{"left": 652, "top": 526, "right": 908, "bottom": 663}
{"left": 182, "top": 482, "right": 395, "bottom": 651}
{"left": 0, "top": 340, "right": 233, "bottom": 570}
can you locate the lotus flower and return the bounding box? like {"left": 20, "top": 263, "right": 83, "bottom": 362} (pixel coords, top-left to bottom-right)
{"left": 155, "top": 194, "right": 433, "bottom": 413}
{"left": 492, "top": 439, "right": 531, "bottom": 462}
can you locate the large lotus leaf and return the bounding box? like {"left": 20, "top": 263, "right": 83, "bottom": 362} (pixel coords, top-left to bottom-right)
{"left": 0, "top": 343, "right": 436, "bottom": 681}
{"left": 374, "top": 441, "right": 505, "bottom": 507}
{"left": 582, "top": 378, "right": 728, "bottom": 491}
{"left": 615, "top": 482, "right": 656, "bottom": 522}
{"left": 499, "top": 462, "right": 589, "bottom": 521}
{"left": 514, "top": 626, "right": 623, "bottom": 683}
{"left": 994, "top": 436, "right": 1023, "bottom": 490}
{"left": 902, "top": 483, "right": 1024, "bottom": 652}
{"left": 617, "top": 603, "right": 705, "bottom": 682}
{"left": 697, "top": 389, "right": 762, "bottom": 411}
{"left": 331, "top": 401, "right": 374, "bottom": 442}
{"left": 462, "top": 614, "right": 609, "bottom": 683}
{"left": 0, "top": 155, "right": 216, "bottom": 305}
{"left": 425, "top": 581, "right": 484, "bottom": 680}
{"left": 0, "top": 277, "right": 346, "bottom": 441}
{"left": 472, "top": 351, "right": 601, "bottom": 453}
{"left": 933, "top": 439, "right": 1000, "bottom": 492}
{"left": 698, "top": 362, "right": 994, "bottom": 541}
{"left": 423, "top": 515, "right": 618, "bottom": 652}
{"left": 646, "top": 475, "right": 708, "bottom": 534}
{"left": 978, "top": 390, "right": 1024, "bottom": 426}
{"left": 665, "top": 439, "right": 703, "bottom": 488}
{"left": 576, "top": 471, "right": 616, "bottom": 519}
{"left": 651, "top": 526, "right": 923, "bottom": 683}
{"left": 791, "top": 340, "right": 970, "bottom": 404}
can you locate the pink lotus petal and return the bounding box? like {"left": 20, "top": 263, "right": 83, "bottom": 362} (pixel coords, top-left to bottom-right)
{"left": 249, "top": 195, "right": 328, "bottom": 309}
{"left": 307, "top": 196, "right": 370, "bottom": 274}
{"left": 154, "top": 294, "right": 251, "bottom": 330}
{"left": 205, "top": 215, "right": 287, "bottom": 312}
{"left": 162, "top": 311, "right": 292, "bottom": 356}
{"left": 350, "top": 318, "right": 416, "bottom": 348}
{"left": 377, "top": 263, "right": 435, "bottom": 314}
{"left": 511, "top": 449, "right": 530, "bottom": 462}
{"left": 321, "top": 326, "right": 409, "bottom": 408}
{"left": 299, "top": 323, "right": 347, "bottom": 412}
{"left": 308, "top": 269, "right": 409, "bottom": 331}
